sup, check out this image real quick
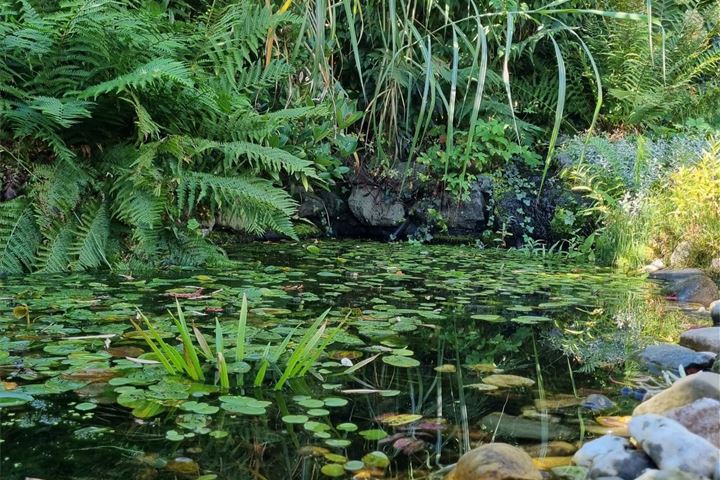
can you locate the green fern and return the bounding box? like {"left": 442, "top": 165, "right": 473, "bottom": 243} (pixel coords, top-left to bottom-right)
{"left": 0, "top": 198, "right": 41, "bottom": 275}
{"left": 69, "top": 202, "right": 111, "bottom": 271}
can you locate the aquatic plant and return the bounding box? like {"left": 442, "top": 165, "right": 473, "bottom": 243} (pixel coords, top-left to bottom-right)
{"left": 131, "top": 295, "right": 340, "bottom": 391}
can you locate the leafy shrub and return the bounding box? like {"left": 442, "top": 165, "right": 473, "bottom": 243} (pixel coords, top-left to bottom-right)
{"left": 560, "top": 135, "right": 719, "bottom": 268}
{"left": 416, "top": 119, "right": 540, "bottom": 199}
{"left": 649, "top": 144, "right": 720, "bottom": 266}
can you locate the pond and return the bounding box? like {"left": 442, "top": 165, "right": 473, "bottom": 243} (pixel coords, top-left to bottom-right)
{"left": 0, "top": 241, "right": 660, "bottom": 479}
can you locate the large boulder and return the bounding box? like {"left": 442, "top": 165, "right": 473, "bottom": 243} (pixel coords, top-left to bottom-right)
{"left": 639, "top": 344, "right": 716, "bottom": 375}
{"left": 629, "top": 414, "right": 719, "bottom": 477}
{"left": 664, "top": 397, "right": 720, "bottom": 448}
{"left": 669, "top": 240, "right": 692, "bottom": 268}
{"left": 572, "top": 435, "right": 653, "bottom": 480}
{"left": 348, "top": 185, "right": 405, "bottom": 227}
{"left": 649, "top": 268, "right": 705, "bottom": 282}
{"left": 478, "top": 412, "right": 578, "bottom": 441}
{"left": 634, "top": 372, "right": 720, "bottom": 416}
{"left": 672, "top": 274, "right": 719, "bottom": 307}
{"left": 439, "top": 178, "right": 489, "bottom": 235}
{"left": 679, "top": 327, "right": 720, "bottom": 354}
{"left": 446, "top": 443, "right": 542, "bottom": 480}
{"left": 677, "top": 276, "right": 720, "bottom": 307}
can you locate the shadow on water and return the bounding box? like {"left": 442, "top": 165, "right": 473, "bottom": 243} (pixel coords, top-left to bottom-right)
{"left": 0, "top": 241, "right": 657, "bottom": 479}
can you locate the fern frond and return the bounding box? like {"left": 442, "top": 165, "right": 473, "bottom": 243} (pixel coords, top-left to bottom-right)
{"left": 69, "top": 202, "right": 111, "bottom": 270}
{"left": 0, "top": 198, "right": 41, "bottom": 274}
{"left": 80, "top": 58, "right": 194, "bottom": 99}
{"left": 35, "top": 223, "right": 74, "bottom": 273}
{"left": 176, "top": 171, "right": 297, "bottom": 239}
{"left": 185, "top": 138, "right": 316, "bottom": 176}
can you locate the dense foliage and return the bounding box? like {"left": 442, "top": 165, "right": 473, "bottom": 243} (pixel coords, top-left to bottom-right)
{"left": 1, "top": 0, "right": 719, "bottom": 272}
{"left": 1, "top": 0, "right": 354, "bottom": 272}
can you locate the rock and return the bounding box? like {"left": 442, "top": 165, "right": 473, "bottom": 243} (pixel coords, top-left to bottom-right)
{"left": 522, "top": 441, "right": 577, "bottom": 458}
{"left": 439, "top": 180, "right": 488, "bottom": 235}
{"left": 581, "top": 394, "right": 616, "bottom": 413}
{"left": 680, "top": 327, "right": 720, "bottom": 354}
{"left": 479, "top": 413, "right": 579, "bottom": 441}
{"left": 711, "top": 301, "right": 720, "bottom": 327}
{"left": 634, "top": 372, "right": 720, "bottom": 416}
{"left": 348, "top": 185, "right": 405, "bottom": 227}
{"left": 572, "top": 435, "right": 654, "bottom": 480}
{"left": 670, "top": 241, "right": 693, "bottom": 268}
{"left": 709, "top": 258, "right": 720, "bottom": 274}
{"left": 629, "top": 414, "right": 719, "bottom": 477}
{"left": 649, "top": 268, "right": 705, "bottom": 282}
{"left": 639, "top": 344, "right": 716, "bottom": 375}
{"left": 713, "top": 356, "right": 720, "bottom": 374}
{"left": 297, "top": 194, "right": 326, "bottom": 219}
{"left": 550, "top": 466, "right": 589, "bottom": 480}
{"left": 635, "top": 470, "right": 708, "bottom": 480}
{"left": 446, "top": 443, "right": 542, "bottom": 480}
{"left": 664, "top": 398, "right": 720, "bottom": 448}
{"left": 644, "top": 259, "right": 666, "bottom": 274}
{"left": 672, "top": 274, "right": 719, "bottom": 307}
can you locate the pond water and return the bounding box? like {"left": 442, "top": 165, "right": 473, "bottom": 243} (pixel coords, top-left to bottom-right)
{"left": 0, "top": 241, "right": 658, "bottom": 479}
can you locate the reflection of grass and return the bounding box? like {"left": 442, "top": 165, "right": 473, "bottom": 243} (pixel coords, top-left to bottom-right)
{"left": 550, "top": 295, "right": 687, "bottom": 374}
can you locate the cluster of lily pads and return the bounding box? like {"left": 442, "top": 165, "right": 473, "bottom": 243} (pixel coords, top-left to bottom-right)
{"left": 0, "top": 241, "right": 652, "bottom": 478}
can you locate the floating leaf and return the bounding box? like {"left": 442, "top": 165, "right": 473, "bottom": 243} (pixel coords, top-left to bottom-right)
{"left": 379, "top": 414, "right": 423, "bottom": 427}
{"left": 511, "top": 315, "right": 551, "bottom": 324}
{"left": 382, "top": 355, "right": 420, "bottom": 368}
{"left": 180, "top": 401, "right": 219, "bottom": 415}
{"left": 336, "top": 422, "right": 357, "bottom": 432}
{"left": 324, "top": 453, "right": 347, "bottom": 463}
{"left": 282, "top": 415, "right": 309, "bottom": 424}
{"left": 320, "top": 464, "right": 344, "bottom": 477}
{"left": 298, "top": 399, "right": 325, "bottom": 409}
{"left": 470, "top": 314, "right": 505, "bottom": 323}
{"left": 307, "top": 408, "right": 330, "bottom": 417}
{"left": 325, "top": 438, "right": 352, "bottom": 448}
{"left": 359, "top": 429, "right": 388, "bottom": 440}
{"left": 323, "top": 397, "right": 348, "bottom": 408}
{"left": 344, "top": 460, "right": 364, "bottom": 471}
{"left": 361, "top": 451, "right": 390, "bottom": 468}
{"left": 0, "top": 392, "right": 33, "bottom": 408}
{"left": 75, "top": 402, "right": 97, "bottom": 411}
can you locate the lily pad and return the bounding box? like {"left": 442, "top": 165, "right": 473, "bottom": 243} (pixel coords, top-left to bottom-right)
{"left": 382, "top": 355, "right": 420, "bottom": 368}
{"left": 379, "top": 413, "right": 423, "bottom": 426}
{"left": 282, "top": 415, "right": 309, "bottom": 424}
{"left": 0, "top": 392, "right": 34, "bottom": 408}
{"left": 361, "top": 451, "right": 390, "bottom": 468}
{"left": 320, "top": 464, "right": 344, "bottom": 477}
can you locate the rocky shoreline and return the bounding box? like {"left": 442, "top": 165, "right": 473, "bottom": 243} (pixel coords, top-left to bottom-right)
{"left": 447, "top": 267, "right": 720, "bottom": 480}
